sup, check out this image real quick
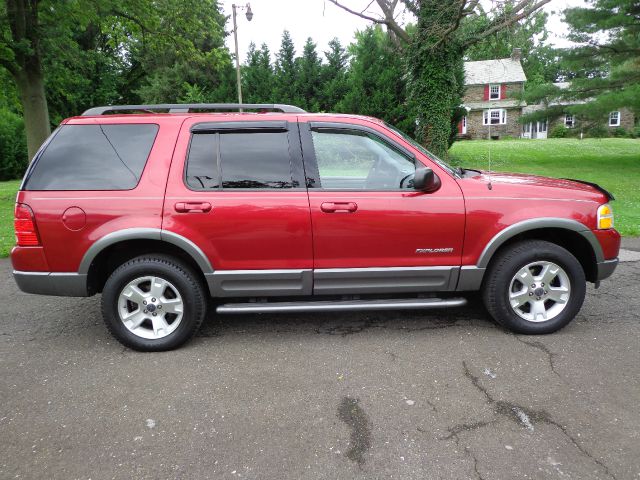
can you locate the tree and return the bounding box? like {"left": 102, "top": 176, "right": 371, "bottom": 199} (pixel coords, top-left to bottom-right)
{"left": 328, "top": 0, "right": 552, "bottom": 156}
{"left": 273, "top": 30, "right": 301, "bottom": 105}
{"left": 296, "top": 38, "right": 322, "bottom": 111}
{"left": 524, "top": 0, "right": 639, "bottom": 128}
{"left": 320, "top": 38, "right": 349, "bottom": 111}
{"left": 131, "top": 0, "right": 233, "bottom": 104}
{"left": 0, "top": 0, "right": 233, "bottom": 161}
{"left": 462, "top": 2, "right": 556, "bottom": 84}
{"left": 1, "top": 0, "right": 54, "bottom": 160}
{"left": 338, "top": 26, "right": 413, "bottom": 132}
{"left": 243, "top": 43, "right": 274, "bottom": 103}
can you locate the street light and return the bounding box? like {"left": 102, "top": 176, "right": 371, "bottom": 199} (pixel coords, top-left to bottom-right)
{"left": 232, "top": 3, "right": 253, "bottom": 105}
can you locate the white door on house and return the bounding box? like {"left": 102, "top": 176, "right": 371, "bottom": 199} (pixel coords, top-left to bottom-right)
{"left": 522, "top": 122, "right": 531, "bottom": 139}
{"left": 461, "top": 116, "right": 467, "bottom": 135}
{"left": 536, "top": 120, "right": 548, "bottom": 139}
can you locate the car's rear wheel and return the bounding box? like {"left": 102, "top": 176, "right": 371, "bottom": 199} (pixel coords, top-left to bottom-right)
{"left": 482, "top": 240, "right": 586, "bottom": 334}
{"left": 101, "top": 255, "right": 207, "bottom": 351}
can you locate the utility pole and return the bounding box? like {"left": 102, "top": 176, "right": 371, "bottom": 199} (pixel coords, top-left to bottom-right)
{"left": 231, "top": 3, "right": 253, "bottom": 105}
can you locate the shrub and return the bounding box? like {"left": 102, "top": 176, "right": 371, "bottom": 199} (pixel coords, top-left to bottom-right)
{"left": 0, "top": 108, "right": 28, "bottom": 180}
{"left": 612, "top": 127, "right": 629, "bottom": 138}
{"left": 587, "top": 125, "right": 608, "bottom": 138}
{"left": 550, "top": 125, "right": 568, "bottom": 138}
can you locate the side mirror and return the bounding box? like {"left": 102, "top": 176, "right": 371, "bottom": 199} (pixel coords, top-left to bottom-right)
{"left": 413, "top": 166, "right": 441, "bottom": 192}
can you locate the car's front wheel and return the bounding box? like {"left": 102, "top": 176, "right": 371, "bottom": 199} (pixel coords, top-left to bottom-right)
{"left": 101, "top": 255, "right": 207, "bottom": 351}
{"left": 482, "top": 240, "right": 586, "bottom": 334}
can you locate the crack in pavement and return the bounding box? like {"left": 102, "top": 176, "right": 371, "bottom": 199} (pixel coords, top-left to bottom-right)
{"left": 514, "top": 336, "right": 561, "bottom": 377}
{"left": 431, "top": 420, "right": 494, "bottom": 480}
{"left": 459, "top": 361, "right": 617, "bottom": 480}
{"left": 468, "top": 447, "right": 488, "bottom": 480}
{"left": 440, "top": 420, "right": 497, "bottom": 442}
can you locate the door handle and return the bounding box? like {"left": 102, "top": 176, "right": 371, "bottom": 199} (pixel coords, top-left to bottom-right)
{"left": 320, "top": 202, "right": 358, "bottom": 213}
{"left": 174, "top": 202, "right": 212, "bottom": 213}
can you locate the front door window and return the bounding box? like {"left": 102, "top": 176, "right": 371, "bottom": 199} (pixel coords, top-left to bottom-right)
{"left": 310, "top": 130, "right": 415, "bottom": 190}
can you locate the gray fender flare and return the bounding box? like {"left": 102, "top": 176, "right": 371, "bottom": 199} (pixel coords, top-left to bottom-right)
{"left": 476, "top": 217, "right": 604, "bottom": 268}
{"left": 78, "top": 228, "right": 214, "bottom": 275}
{"left": 457, "top": 218, "right": 603, "bottom": 291}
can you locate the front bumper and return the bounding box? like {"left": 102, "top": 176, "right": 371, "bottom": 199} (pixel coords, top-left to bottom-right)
{"left": 596, "top": 258, "right": 618, "bottom": 281}
{"left": 13, "top": 271, "right": 88, "bottom": 297}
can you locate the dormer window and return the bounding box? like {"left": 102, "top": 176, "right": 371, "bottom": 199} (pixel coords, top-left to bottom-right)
{"left": 489, "top": 84, "right": 501, "bottom": 100}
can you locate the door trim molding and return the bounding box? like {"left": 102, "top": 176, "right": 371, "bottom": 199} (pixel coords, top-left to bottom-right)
{"left": 207, "top": 266, "right": 461, "bottom": 297}
{"left": 208, "top": 269, "right": 313, "bottom": 297}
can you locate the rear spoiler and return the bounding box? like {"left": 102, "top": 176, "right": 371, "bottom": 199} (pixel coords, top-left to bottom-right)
{"left": 561, "top": 178, "right": 615, "bottom": 201}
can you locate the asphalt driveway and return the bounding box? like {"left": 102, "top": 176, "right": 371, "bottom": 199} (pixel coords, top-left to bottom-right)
{"left": 1, "top": 239, "right": 639, "bottom": 479}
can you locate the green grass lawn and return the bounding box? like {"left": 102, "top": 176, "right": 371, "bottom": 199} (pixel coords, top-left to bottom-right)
{"left": 0, "top": 179, "right": 20, "bottom": 257}
{"left": 449, "top": 138, "right": 640, "bottom": 236}
{"left": 0, "top": 138, "right": 637, "bottom": 258}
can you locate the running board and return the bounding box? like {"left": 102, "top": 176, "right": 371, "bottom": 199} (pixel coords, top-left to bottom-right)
{"left": 216, "top": 297, "right": 467, "bottom": 314}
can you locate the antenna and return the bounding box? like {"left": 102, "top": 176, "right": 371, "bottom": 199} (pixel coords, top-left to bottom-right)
{"left": 487, "top": 120, "right": 493, "bottom": 190}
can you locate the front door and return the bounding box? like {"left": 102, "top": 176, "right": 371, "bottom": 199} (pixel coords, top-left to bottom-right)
{"left": 536, "top": 120, "right": 548, "bottom": 139}
{"left": 300, "top": 120, "right": 466, "bottom": 295}
{"left": 163, "top": 117, "right": 313, "bottom": 296}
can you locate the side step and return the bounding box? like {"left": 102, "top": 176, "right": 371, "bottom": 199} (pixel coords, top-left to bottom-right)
{"left": 216, "top": 297, "right": 467, "bottom": 314}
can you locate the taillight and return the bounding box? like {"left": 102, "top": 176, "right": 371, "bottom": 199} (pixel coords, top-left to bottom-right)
{"left": 14, "top": 203, "right": 40, "bottom": 246}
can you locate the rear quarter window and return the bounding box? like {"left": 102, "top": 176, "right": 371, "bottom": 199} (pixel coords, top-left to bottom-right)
{"left": 24, "top": 124, "right": 159, "bottom": 191}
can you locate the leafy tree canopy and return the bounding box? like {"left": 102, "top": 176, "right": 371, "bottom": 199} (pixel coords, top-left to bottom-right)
{"left": 524, "top": 0, "right": 640, "bottom": 124}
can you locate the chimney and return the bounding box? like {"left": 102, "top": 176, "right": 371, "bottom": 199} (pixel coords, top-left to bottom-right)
{"left": 511, "top": 48, "right": 522, "bottom": 62}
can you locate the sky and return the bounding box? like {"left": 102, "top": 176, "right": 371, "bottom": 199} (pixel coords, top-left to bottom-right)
{"left": 220, "top": 0, "right": 587, "bottom": 63}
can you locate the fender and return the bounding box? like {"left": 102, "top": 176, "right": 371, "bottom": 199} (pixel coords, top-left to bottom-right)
{"left": 78, "top": 228, "right": 214, "bottom": 275}
{"left": 476, "top": 218, "right": 604, "bottom": 268}
{"left": 457, "top": 218, "right": 604, "bottom": 291}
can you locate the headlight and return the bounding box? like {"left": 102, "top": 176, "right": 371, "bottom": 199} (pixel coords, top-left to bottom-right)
{"left": 597, "top": 204, "right": 614, "bottom": 229}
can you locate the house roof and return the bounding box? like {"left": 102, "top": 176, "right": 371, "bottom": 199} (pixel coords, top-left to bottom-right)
{"left": 464, "top": 58, "right": 527, "bottom": 85}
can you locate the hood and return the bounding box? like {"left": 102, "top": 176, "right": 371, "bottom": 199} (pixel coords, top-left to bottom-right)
{"left": 458, "top": 170, "right": 613, "bottom": 202}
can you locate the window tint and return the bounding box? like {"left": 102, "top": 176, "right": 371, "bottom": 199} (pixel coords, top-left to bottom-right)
{"left": 186, "top": 134, "right": 220, "bottom": 189}
{"left": 185, "top": 131, "right": 294, "bottom": 190}
{"left": 311, "top": 130, "right": 415, "bottom": 190}
{"left": 26, "top": 124, "right": 158, "bottom": 191}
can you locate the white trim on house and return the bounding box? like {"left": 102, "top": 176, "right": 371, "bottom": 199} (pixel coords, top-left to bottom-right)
{"left": 609, "top": 111, "right": 620, "bottom": 126}
{"left": 522, "top": 120, "right": 548, "bottom": 139}
{"left": 483, "top": 109, "right": 507, "bottom": 125}
{"left": 489, "top": 84, "right": 501, "bottom": 100}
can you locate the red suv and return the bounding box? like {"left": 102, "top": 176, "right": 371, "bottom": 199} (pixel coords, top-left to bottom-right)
{"left": 12, "top": 104, "right": 620, "bottom": 351}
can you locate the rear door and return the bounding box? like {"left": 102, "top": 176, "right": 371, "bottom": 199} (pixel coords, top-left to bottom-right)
{"left": 300, "top": 119, "right": 466, "bottom": 295}
{"left": 163, "top": 116, "right": 313, "bottom": 297}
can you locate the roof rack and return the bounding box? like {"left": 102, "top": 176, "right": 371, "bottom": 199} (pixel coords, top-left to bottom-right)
{"left": 81, "top": 103, "right": 307, "bottom": 116}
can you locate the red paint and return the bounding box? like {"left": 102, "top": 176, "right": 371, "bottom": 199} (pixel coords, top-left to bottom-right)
{"left": 484, "top": 85, "right": 490, "bottom": 100}
{"left": 61, "top": 207, "right": 86, "bottom": 231}
{"left": 500, "top": 84, "right": 506, "bottom": 99}
{"left": 11, "top": 111, "right": 620, "bottom": 280}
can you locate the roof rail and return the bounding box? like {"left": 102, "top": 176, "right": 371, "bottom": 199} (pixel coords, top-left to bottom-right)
{"left": 81, "top": 103, "right": 307, "bottom": 116}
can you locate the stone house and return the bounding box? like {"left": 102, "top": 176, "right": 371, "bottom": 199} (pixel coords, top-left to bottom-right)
{"left": 458, "top": 49, "right": 636, "bottom": 139}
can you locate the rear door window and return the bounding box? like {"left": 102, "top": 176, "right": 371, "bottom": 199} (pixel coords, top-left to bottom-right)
{"left": 185, "top": 131, "right": 296, "bottom": 190}
{"left": 25, "top": 124, "right": 158, "bottom": 191}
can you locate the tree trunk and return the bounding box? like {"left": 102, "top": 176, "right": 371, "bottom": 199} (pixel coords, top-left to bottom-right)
{"left": 15, "top": 71, "right": 51, "bottom": 161}
{"left": 405, "top": 1, "right": 466, "bottom": 157}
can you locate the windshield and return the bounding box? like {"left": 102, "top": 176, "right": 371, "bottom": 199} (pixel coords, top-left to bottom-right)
{"left": 383, "top": 122, "right": 459, "bottom": 177}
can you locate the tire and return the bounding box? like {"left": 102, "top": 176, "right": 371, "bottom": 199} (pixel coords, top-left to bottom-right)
{"left": 101, "top": 255, "right": 207, "bottom": 351}
{"left": 482, "top": 240, "right": 586, "bottom": 334}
